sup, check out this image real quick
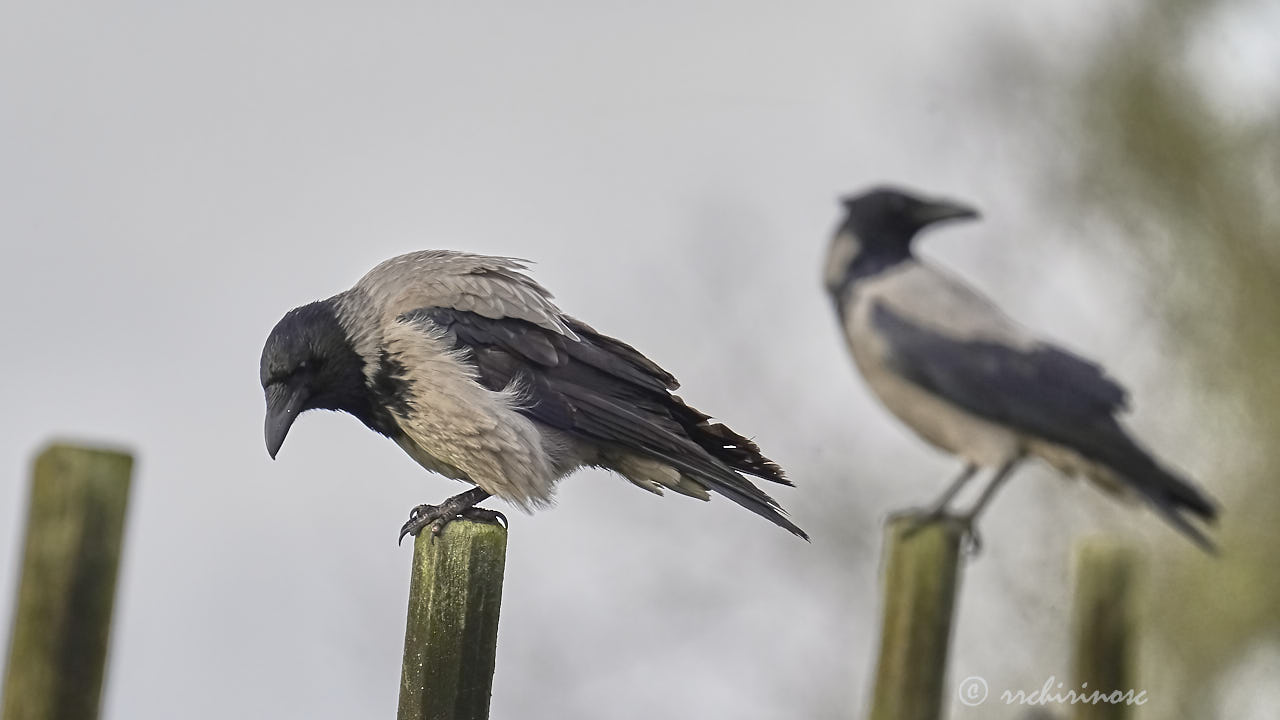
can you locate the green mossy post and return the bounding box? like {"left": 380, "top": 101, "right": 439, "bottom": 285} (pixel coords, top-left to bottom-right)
{"left": 2, "top": 443, "right": 133, "bottom": 720}
{"left": 868, "top": 513, "right": 967, "bottom": 720}
{"left": 1071, "top": 540, "right": 1140, "bottom": 720}
{"left": 398, "top": 519, "right": 508, "bottom": 720}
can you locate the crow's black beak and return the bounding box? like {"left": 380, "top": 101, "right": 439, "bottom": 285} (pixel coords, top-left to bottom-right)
{"left": 916, "top": 198, "right": 979, "bottom": 226}
{"left": 265, "top": 382, "right": 308, "bottom": 459}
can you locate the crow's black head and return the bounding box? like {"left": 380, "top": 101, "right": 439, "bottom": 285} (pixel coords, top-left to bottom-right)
{"left": 840, "top": 186, "right": 979, "bottom": 247}
{"left": 824, "top": 186, "right": 980, "bottom": 296}
{"left": 260, "top": 300, "right": 369, "bottom": 459}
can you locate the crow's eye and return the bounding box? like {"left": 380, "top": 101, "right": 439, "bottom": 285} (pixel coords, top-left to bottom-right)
{"left": 297, "top": 359, "right": 311, "bottom": 373}
{"left": 267, "top": 363, "right": 290, "bottom": 384}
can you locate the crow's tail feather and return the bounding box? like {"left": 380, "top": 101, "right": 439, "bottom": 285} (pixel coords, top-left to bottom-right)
{"left": 1103, "top": 434, "right": 1218, "bottom": 552}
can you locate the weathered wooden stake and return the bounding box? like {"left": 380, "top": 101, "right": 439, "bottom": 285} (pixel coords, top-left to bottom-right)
{"left": 868, "top": 513, "right": 967, "bottom": 720}
{"left": 1071, "top": 540, "right": 1140, "bottom": 720}
{"left": 2, "top": 443, "right": 134, "bottom": 720}
{"left": 397, "top": 519, "right": 508, "bottom": 720}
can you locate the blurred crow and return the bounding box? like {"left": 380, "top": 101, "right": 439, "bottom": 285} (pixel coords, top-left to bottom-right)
{"left": 823, "top": 186, "right": 1217, "bottom": 549}
{"left": 261, "top": 250, "right": 806, "bottom": 541}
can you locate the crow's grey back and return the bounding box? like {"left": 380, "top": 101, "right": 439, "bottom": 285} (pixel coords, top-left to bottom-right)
{"left": 353, "top": 250, "right": 580, "bottom": 339}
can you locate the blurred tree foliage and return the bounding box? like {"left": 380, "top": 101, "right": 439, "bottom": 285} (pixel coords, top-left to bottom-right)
{"left": 1053, "top": 0, "right": 1280, "bottom": 715}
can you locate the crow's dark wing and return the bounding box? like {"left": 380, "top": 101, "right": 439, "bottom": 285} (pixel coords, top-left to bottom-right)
{"left": 401, "top": 307, "right": 805, "bottom": 538}
{"left": 871, "top": 301, "right": 1216, "bottom": 545}
{"left": 872, "top": 301, "right": 1129, "bottom": 444}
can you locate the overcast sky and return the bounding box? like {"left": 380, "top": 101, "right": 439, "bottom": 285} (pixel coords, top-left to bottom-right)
{"left": 0, "top": 1, "right": 1247, "bottom": 718}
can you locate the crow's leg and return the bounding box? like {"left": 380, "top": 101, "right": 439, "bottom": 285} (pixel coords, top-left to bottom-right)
{"left": 928, "top": 462, "right": 980, "bottom": 516}
{"left": 955, "top": 456, "right": 1022, "bottom": 553}
{"left": 398, "top": 487, "right": 505, "bottom": 545}
{"left": 902, "top": 462, "right": 979, "bottom": 537}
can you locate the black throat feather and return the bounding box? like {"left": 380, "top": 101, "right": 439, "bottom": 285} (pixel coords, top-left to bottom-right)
{"left": 263, "top": 300, "right": 401, "bottom": 437}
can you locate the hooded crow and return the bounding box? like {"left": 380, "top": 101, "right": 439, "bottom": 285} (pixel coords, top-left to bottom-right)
{"left": 823, "top": 186, "right": 1218, "bottom": 549}
{"left": 261, "top": 250, "right": 806, "bottom": 541}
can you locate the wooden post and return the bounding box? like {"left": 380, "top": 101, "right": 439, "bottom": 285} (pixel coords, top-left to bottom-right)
{"left": 397, "top": 519, "right": 508, "bottom": 720}
{"left": 1071, "top": 540, "right": 1140, "bottom": 720}
{"left": 2, "top": 443, "right": 133, "bottom": 720}
{"left": 868, "top": 513, "right": 967, "bottom": 720}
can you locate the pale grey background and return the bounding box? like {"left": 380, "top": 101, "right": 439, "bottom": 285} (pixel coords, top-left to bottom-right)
{"left": 1, "top": 1, "right": 1269, "bottom": 718}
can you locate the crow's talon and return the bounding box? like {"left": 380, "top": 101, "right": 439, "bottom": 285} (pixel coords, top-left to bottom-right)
{"left": 459, "top": 507, "right": 507, "bottom": 529}
{"left": 397, "top": 495, "right": 505, "bottom": 545}
{"left": 896, "top": 509, "right": 983, "bottom": 554}
{"left": 898, "top": 507, "right": 952, "bottom": 539}
{"left": 960, "top": 521, "right": 984, "bottom": 555}
{"left": 398, "top": 503, "right": 442, "bottom": 545}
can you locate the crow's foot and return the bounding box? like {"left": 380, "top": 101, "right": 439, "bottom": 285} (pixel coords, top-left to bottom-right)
{"left": 397, "top": 488, "right": 501, "bottom": 545}
{"left": 896, "top": 509, "right": 982, "bottom": 555}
